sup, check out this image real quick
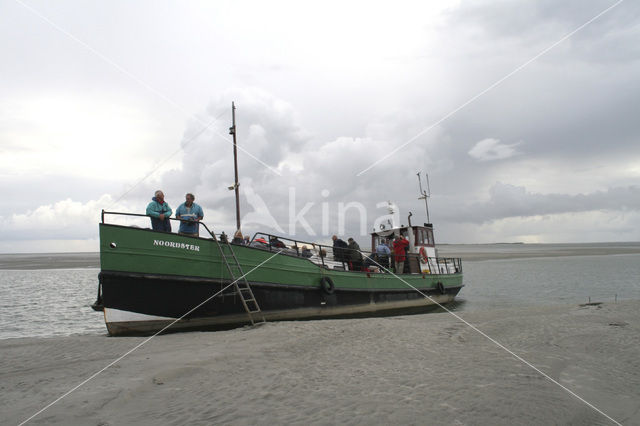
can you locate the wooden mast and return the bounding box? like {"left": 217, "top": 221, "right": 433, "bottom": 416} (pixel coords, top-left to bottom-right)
{"left": 229, "top": 102, "right": 241, "bottom": 230}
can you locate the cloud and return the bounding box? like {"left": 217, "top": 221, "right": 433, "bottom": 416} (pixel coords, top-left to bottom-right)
{"left": 137, "top": 87, "right": 451, "bottom": 239}
{"left": 3, "top": 0, "right": 640, "bottom": 250}
{"left": 468, "top": 138, "right": 522, "bottom": 161}
{"left": 446, "top": 182, "right": 640, "bottom": 224}
{"left": 3, "top": 84, "right": 639, "bottom": 248}
{"left": 0, "top": 195, "right": 137, "bottom": 242}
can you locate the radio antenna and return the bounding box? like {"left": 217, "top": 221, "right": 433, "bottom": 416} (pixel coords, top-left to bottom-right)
{"left": 416, "top": 172, "right": 431, "bottom": 224}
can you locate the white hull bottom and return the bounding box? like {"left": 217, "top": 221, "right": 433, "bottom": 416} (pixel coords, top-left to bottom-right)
{"left": 103, "top": 294, "right": 456, "bottom": 336}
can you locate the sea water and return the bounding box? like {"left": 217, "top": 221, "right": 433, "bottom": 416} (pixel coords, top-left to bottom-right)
{"left": 0, "top": 267, "right": 105, "bottom": 339}
{"left": 1, "top": 247, "right": 639, "bottom": 339}
{"left": 450, "top": 253, "right": 640, "bottom": 312}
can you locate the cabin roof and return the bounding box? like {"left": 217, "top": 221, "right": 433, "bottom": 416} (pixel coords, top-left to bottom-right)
{"left": 370, "top": 223, "right": 433, "bottom": 236}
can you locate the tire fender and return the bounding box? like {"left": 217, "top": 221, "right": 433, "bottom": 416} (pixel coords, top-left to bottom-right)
{"left": 320, "top": 276, "right": 335, "bottom": 295}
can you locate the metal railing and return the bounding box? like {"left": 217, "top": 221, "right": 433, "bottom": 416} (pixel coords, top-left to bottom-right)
{"left": 101, "top": 210, "right": 219, "bottom": 240}
{"left": 249, "top": 232, "right": 462, "bottom": 275}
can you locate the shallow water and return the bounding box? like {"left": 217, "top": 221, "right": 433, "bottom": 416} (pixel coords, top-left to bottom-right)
{"left": 0, "top": 268, "right": 105, "bottom": 339}
{"left": 1, "top": 248, "right": 639, "bottom": 339}
{"left": 451, "top": 253, "right": 640, "bottom": 312}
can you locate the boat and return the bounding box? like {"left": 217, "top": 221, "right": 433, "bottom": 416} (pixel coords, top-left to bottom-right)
{"left": 93, "top": 106, "right": 463, "bottom": 336}
{"left": 95, "top": 215, "right": 463, "bottom": 335}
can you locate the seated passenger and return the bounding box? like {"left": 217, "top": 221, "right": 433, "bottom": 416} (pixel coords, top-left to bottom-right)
{"left": 269, "top": 237, "right": 286, "bottom": 248}
{"left": 250, "top": 237, "right": 269, "bottom": 249}
{"left": 231, "top": 230, "right": 244, "bottom": 245}
{"left": 301, "top": 245, "right": 313, "bottom": 258}
{"left": 364, "top": 253, "right": 378, "bottom": 268}
{"left": 364, "top": 254, "right": 382, "bottom": 273}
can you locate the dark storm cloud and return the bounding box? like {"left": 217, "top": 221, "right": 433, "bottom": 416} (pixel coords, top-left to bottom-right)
{"left": 450, "top": 0, "right": 639, "bottom": 50}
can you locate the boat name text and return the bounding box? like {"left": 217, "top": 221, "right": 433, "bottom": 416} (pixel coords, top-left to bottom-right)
{"left": 153, "top": 240, "right": 200, "bottom": 251}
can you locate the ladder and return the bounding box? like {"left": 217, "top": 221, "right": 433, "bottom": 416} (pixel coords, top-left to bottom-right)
{"left": 214, "top": 236, "right": 265, "bottom": 325}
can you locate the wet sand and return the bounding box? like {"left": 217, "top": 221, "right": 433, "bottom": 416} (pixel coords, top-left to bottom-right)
{"left": 2, "top": 301, "right": 638, "bottom": 425}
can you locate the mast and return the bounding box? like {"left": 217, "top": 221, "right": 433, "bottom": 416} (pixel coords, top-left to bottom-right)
{"left": 229, "top": 102, "right": 241, "bottom": 230}
{"left": 417, "top": 172, "right": 430, "bottom": 224}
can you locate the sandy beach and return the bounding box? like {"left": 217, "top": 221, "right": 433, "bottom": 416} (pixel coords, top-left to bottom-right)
{"left": 2, "top": 301, "right": 638, "bottom": 425}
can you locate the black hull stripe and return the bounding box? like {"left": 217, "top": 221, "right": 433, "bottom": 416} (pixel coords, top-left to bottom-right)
{"left": 101, "top": 271, "right": 462, "bottom": 321}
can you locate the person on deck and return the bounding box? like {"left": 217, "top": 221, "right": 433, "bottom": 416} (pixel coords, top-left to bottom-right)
{"left": 393, "top": 235, "right": 410, "bottom": 274}
{"left": 364, "top": 253, "right": 380, "bottom": 272}
{"left": 175, "top": 193, "right": 204, "bottom": 237}
{"left": 301, "top": 245, "right": 313, "bottom": 258}
{"left": 269, "top": 236, "right": 286, "bottom": 248}
{"left": 332, "top": 235, "right": 349, "bottom": 262}
{"left": 250, "top": 237, "right": 269, "bottom": 249}
{"left": 376, "top": 239, "right": 391, "bottom": 269}
{"left": 146, "top": 190, "right": 173, "bottom": 232}
{"left": 231, "top": 230, "right": 244, "bottom": 244}
{"left": 347, "top": 238, "right": 364, "bottom": 271}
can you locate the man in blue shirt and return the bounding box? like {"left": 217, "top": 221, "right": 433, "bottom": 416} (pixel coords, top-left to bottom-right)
{"left": 376, "top": 239, "right": 391, "bottom": 269}
{"left": 175, "top": 193, "right": 204, "bottom": 237}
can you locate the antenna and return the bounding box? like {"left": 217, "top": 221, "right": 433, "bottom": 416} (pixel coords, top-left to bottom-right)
{"left": 416, "top": 172, "right": 430, "bottom": 224}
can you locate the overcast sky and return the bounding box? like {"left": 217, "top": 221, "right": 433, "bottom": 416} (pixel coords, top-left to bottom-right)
{"left": 1, "top": 0, "right": 639, "bottom": 252}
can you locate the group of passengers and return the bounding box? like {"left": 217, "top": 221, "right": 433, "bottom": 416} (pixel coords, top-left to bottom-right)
{"left": 332, "top": 234, "right": 410, "bottom": 274}
{"left": 146, "top": 190, "right": 204, "bottom": 237}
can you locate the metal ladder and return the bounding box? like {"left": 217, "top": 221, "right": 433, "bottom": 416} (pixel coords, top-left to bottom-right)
{"left": 214, "top": 236, "right": 265, "bottom": 325}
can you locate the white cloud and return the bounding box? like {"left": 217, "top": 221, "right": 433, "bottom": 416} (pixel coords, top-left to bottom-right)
{"left": 0, "top": 195, "right": 140, "bottom": 242}
{"left": 468, "top": 138, "right": 522, "bottom": 161}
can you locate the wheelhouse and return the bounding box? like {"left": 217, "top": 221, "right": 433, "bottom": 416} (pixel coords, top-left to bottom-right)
{"left": 371, "top": 223, "right": 436, "bottom": 256}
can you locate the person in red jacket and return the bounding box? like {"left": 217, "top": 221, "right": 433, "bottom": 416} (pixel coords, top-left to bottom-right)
{"left": 392, "top": 235, "right": 410, "bottom": 274}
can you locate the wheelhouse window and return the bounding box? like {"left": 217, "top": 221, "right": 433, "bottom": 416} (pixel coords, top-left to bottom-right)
{"left": 414, "top": 227, "right": 434, "bottom": 246}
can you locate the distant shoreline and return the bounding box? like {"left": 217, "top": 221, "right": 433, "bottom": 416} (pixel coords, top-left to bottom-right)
{"left": 437, "top": 243, "right": 640, "bottom": 261}
{"left": 0, "top": 252, "right": 100, "bottom": 270}
{"left": 2, "top": 242, "right": 640, "bottom": 269}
